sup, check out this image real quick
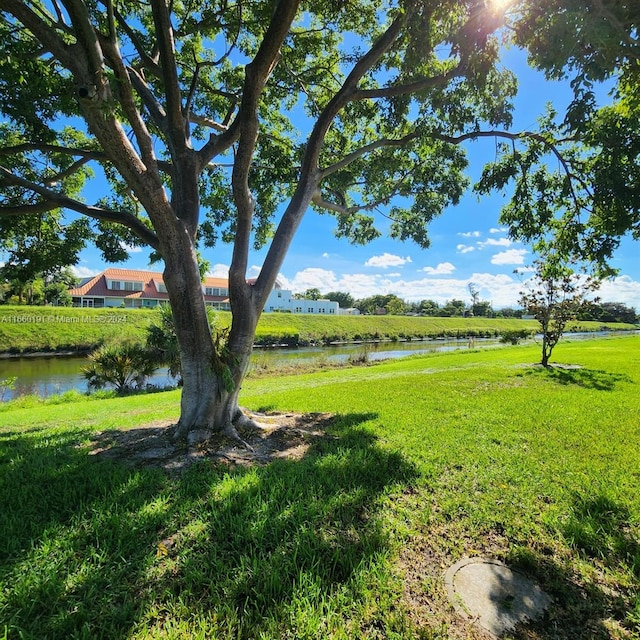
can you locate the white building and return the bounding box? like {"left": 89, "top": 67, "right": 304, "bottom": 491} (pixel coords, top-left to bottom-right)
{"left": 70, "top": 268, "right": 344, "bottom": 315}
{"left": 263, "top": 288, "right": 339, "bottom": 314}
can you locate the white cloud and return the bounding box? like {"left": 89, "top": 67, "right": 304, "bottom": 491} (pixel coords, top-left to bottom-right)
{"left": 597, "top": 275, "right": 640, "bottom": 309}
{"left": 456, "top": 244, "right": 475, "bottom": 254}
{"left": 71, "top": 266, "right": 101, "bottom": 279}
{"left": 368, "top": 272, "right": 522, "bottom": 306}
{"left": 279, "top": 266, "right": 640, "bottom": 309}
{"left": 287, "top": 267, "right": 380, "bottom": 297}
{"left": 207, "top": 263, "right": 230, "bottom": 278}
{"left": 491, "top": 249, "right": 528, "bottom": 265}
{"left": 489, "top": 227, "right": 507, "bottom": 234}
{"left": 479, "top": 237, "right": 511, "bottom": 249}
{"left": 322, "top": 252, "right": 329, "bottom": 258}
{"left": 364, "top": 253, "right": 412, "bottom": 268}
{"left": 458, "top": 231, "right": 481, "bottom": 238}
{"left": 421, "top": 262, "right": 456, "bottom": 275}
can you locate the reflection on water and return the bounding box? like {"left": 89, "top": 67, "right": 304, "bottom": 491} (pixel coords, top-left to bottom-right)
{"left": 0, "top": 338, "right": 498, "bottom": 401}
{"left": 0, "top": 356, "right": 176, "bottom": 401}
{"left": 0, "top": 331, "right": 634, "bottom": 401}
{"left": 251, "top": 336, "right": 502, "bottom": 366}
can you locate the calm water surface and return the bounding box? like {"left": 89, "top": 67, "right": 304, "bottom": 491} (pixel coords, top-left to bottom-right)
{"left": 0, "top": 337, "right": 501, "bottom": 400}
{"left": 0, "top": 331, "right": 633, "bottom": 401}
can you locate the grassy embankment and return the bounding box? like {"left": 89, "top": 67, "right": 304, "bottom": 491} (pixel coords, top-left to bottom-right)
{"left": 0, "top": 304, "right": 634, "bottom": 354}
{"left": 1, "top": 335, "right": 639, "bottom": 639}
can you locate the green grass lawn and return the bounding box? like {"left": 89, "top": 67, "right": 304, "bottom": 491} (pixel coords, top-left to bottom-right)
{"left": 1, "top": 336, "right": 639, "bottom": 639}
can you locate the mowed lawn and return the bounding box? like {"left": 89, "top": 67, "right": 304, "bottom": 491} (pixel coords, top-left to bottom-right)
{"left": 1, "top": 336, "right": 639, "bottom": 639}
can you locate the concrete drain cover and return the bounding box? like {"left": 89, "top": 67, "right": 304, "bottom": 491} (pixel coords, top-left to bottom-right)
{"left": 444, "top": 557, "right": 552, "bottom": 637}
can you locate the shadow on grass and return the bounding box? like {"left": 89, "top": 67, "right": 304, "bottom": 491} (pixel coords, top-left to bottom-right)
{"left": 522, "top": 365, "right": 633, "bottom": 391}
{"left": 0, "top": 412, "right": 417, "bottom": 639}
{"left": 562, "top": 493, "right": 640, "bottom": 577}
{"left": 505, "top": 492, "right": 640, "bottom": 639}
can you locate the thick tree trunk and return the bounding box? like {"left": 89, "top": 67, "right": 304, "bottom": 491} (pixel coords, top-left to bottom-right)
{"left": 162, "top": 229, "right": 258, "bottom": 446}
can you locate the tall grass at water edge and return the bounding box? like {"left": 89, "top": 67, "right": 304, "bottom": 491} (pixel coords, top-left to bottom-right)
{"left": 0, "top": 336, "right": 639, "bottom": 639}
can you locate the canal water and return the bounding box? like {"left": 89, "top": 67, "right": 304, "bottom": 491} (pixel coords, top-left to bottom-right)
{"left": 1, "top": 331, "right": 634, "bottom": 401}
{"left": 0, "top": 337, "right": 502, "bottom": 401}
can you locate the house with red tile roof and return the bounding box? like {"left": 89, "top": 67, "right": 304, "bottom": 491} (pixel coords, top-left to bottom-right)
{"left": 69, "top": 268, "right": 231, "bottom": 309}
{"left": 69, "top": 268, "right": 344, "bottom": 314}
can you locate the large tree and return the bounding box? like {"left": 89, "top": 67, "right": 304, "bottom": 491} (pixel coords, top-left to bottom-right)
{"left": 0, "top": 0, "right": 636, "bottom": 445}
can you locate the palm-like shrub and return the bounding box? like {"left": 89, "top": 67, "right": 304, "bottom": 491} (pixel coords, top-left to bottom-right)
{"left": 83, "top": 343, "right": 159, "bottom": 393}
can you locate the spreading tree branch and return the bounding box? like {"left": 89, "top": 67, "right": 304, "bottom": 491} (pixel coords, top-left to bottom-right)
{"left": 0, "top": 165, "right": 160, "bottom": 249}
{"left": 430, "top": 129, "right": 591, "bottom": 204}
{"left": 255, "top": 9, "right": 410, "bottom": 302}
{"left": 230, "top": 0, "right": 301, "bottom": 296}
{"left": 150, "top": 0, "right": 186, "bottom": 149}
{"left": 319, "top": 132, "right": 420, "bottom": 179}
{"left": 354, "top": 64, "right": 465, "bottom": 100}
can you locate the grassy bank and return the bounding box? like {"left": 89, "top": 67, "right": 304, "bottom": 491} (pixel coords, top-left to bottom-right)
{"left": 0, "top": 304, "right": 635, "bottom": 354}
{"left": 0, "top": 306, "right": 157, "bottom": 354}
{"left": 1, "top": 336, "right": 639, "bottom": 638}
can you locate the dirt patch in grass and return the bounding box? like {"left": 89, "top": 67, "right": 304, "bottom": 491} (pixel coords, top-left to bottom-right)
{"left": 88, "top": 411, "right": 336, "bottom": 473}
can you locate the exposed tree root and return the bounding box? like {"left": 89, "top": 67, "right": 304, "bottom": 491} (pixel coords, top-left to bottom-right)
{"left": 221, "top": 422, "right": 255, "bottom": 452}
{"left": 233, "top": 408, "right": 274, "bottom": 433}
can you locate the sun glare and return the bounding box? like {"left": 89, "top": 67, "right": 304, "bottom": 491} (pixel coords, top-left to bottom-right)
{"left": 488, "top": 0, "right": 514, "bottom": 13}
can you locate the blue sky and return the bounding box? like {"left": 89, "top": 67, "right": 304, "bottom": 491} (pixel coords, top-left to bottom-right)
{"left": 74, "top": 48, "right": 640, "bottom": 310}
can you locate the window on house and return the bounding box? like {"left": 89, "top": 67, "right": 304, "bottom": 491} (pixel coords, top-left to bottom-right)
{"left": 205, "top": 286, "right": 228, "bottom": 296}
{"left": 109, "top": 280, "right": 143, "bottom": 291}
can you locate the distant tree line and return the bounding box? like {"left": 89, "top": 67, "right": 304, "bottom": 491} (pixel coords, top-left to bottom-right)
{"left": 295, "top": 289, "right": 638, "bottom": 323}
{"left": 2, "top": 276, "right": 638, "bottom": 324}
{"left": 0, "top": 267, "right": 78, "bottom": 306}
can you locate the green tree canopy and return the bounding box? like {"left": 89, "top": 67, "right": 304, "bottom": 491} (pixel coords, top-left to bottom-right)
{"left": 0, "top": 0, "right": 637, "bottom": 439}
{"left": 475, "top": 0, "right": 640, "bottom": 273}
{"left": 325, "top": 291, "right": 355, "bottom": 309}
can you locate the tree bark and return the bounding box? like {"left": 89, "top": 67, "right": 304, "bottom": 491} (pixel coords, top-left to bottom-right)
{"left": 161, "top": 218, "right": 260, "bottom": 446}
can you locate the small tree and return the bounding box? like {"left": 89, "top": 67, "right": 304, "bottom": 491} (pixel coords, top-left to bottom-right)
{"left": 418, "top": 299, "right": 441, "bottom": 316}
{"left": 385, "top": 295, "right": 407, "bottom": 316}
{"left": 441, "top": 299, "right": 468, "bottom": 317}
{"left": 302, "top": 288, "right": 322, "bottom": 301}
{"left": 520, "top": 259, "right": 600, "bottom": 366}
